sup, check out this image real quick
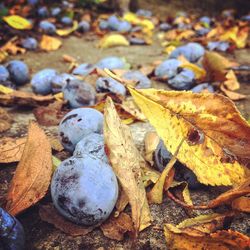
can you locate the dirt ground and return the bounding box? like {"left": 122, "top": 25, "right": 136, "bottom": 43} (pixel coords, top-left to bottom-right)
{"left": 1, "top": 3, "right": 250, "bottom": 250}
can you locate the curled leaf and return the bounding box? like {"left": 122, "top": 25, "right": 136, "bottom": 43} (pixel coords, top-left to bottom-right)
{"left": 3, "top": 15, "right": 32, "bottom": 30}
{"left": 6, "top": 122, "right": 52, "bottom": 215}
{"left": 40, "top": 35, "right": 62, "bottom": 51}
{"left": 99, "top": 34, "right": 129, "bottom": 48}
{"left": 56, "top": 21, "right": 78, "bottom": 36}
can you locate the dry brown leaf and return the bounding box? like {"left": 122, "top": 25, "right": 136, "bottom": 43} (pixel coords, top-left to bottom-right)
{"left": 39, "top": 204, "right": 95, "bottom": 236}
{"left": 40, "top": 35, "right": 62, "bottom": 51}
{"left": 49, "top": 137, "right": 64, "bottom": 152}
{"left": 231, "top": 196, "right": 250, "bottom": 213}
{"left": 144, "top": 131, "right": 160, "bottom": 165}
{"left": 220, "top": 84, "right": 246, "bottom": 101}
{"left": 6, "top": 122, "right": 52, "bottom": 215}
{"left": 33, "top": 101, "right": 67, "bottom": 126}
{"left": 0, "top": 137, "right": 26, "bottom": 163}
{"left": 129, "top": 87, "right": 250, "bottom": 186}
{"left": 104, "top": 97, "right": 151, "bottom": 233}
{"left": 223, "top": 70, "right": 240, "bottom": 91}
{"left": 100, "top": 212, "right": 134, "bottom": 241}
{"left": 139, "top": 65, "right": 155, "bottom": 76}
{"left": 0, "top": 37, "right": 26, "bottom": 55}
{"left": 164, "top": 213, "right": 250, "bottom": 250}
{"left": 0, "top": 90, "right": 55, "bottom": 106}
{"left": 62, "top": 54, "right": 77, "bottom": 63}
{"left": 0, "top": 107, "right": 12, "bottom": 132}
{"left": 115, "top": 189, "right": 129, "bottom": 215}
{"left": 203, "top": 51, "right": 238, "bottom": 82}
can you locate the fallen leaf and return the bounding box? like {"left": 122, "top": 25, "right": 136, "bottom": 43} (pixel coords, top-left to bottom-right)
{"left": 6, "top": 122, "right": 52, "bottom": 215}
{"left": 139, "top": 65, "right": 155, "bottom": 76}
{"left": 104, "top": 97, "right": 151, "bottom": 233}
{"left": 0, "top": 107, "right": 12, "bottom": 132}
{"left": 3, "top": 15, "right": 32, "bottom": 30}
{"left": 203, "top": 51, "right": 238, "bottom": 81}
{"left": 231, "top": 196, "right": 250, "bottom": 213}
{"left": 223, "top": 70, "right": 240, "bottom": 91}
{"left": 0, "top": 37, "right": 26, "bottom": 55}
{"left": 147, "top": 139, "right": 184, "bottom": 204}
{"left": 144, "top": 131, "right": 160, "bottom": 164}
{"left": 56, "top": 21, "right": 78, "bottom": 36}
{"left": 98, "top": 34, "right": 129, "bottom": 48}
{"left": 100, "top": 212, "right": 134, "bottom": 240}
{"left": 40, "top": 35, "right": 62, "bottom": 51}
{"left": 0, "top": 90, "right": 55, "bottom": 107}
{"left": 52, "top": 156, "right": 61, "bottom": 171}
{"left": 33, "top": 101, "right": 67, "bottom": 126}
{"left": 39, "top": 204, "right": 95, "bottom": 236}
{"left": 164, "top": 213, "right": 250, "bottom": 250}
{"left": 129, "top": 87, "right": 249, "bottom": 186}
{"left": 0, "top": 84, "right": 14, "bottom": 94}
{"left": 49, "top": 137, "right": 64, "bottom": 152}
{"left": 220, "top": 85, "right": 246, "bottom": 101}
{"left": 0, "top": 137, "right": 26, "bottom": 163}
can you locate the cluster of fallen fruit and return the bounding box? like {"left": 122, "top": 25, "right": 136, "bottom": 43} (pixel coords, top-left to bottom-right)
{"left": 0, "top": 3, "right": 250, "bottom": 250}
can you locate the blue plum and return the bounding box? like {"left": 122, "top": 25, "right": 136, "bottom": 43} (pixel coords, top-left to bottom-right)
{"left": 0, "top": 65, "right": 10, "bottom": 84}
{"left": 136, "top": 9, "right": 152, "bottom": 17}
{"left": 155, "top": 59, "right": 181, "bottom": 79}
{"left": 51, "top": 7, "right": 61, "bottom": 16}
{"left": 51, "top": 73, "right": 75, "bottom": 93}
{"left": 122, "top": 70, "right": 151, "bottom": 89}
{"left": 73, "top": 133, "right": 108, "bottom": 163}
{"left": 51, "top": 155, "right": 118, "bottom": 226}
{"left": 168, "top": 68, "right": 195, "bottom": 90}
{"left": 39, "top": 21, "right": 56, "bottom": 35}
{"left": 0, "top": 207, "right": 25, "bottom": 250}
{"left": 37, "top": 6, "right": 49, "bottom": 17}
{"left": 159, "top": 23, "right": 171, "bottom": 31}
{"left": 191, "top": 83, "right": 215, "bottom": 93}
{"left": 207, "top": 41, "right": 229, "bottom": 52}
{"left": 61, "top": 16, "right": 73, "bottom": 26}
{"left": 21, "top": 37, "right": 37, "bottom": 50}
{"left": 59, "top": 108, "right": 103, "bottom": 152}
{"left": 31, "top": 69, "right": 57, "bottom": 95}
{"left": 77, "top": 21, "right": 90, "bottom": 33}
{"left": 169, "top": 43, "right": 205, "bottom": 62}
{"left": 99, "top": 20, "right": 109, "bottom": 30}
{"left": 62, "top": 79, "right": 96, "bottom": 108}
{"left": 199, "top": 16, "right": 211, "bottom": 26}
{"left": 96, "top": 77, "right": 126, "bottom": 96}
{"left": 96, "top": 57, "right": 127, "bottom": 70}
{"left": 72, "top": 63, "right": 95, "bottom": 76}
{"left": 6, "top": 60, "right": 30, "bottom": 86}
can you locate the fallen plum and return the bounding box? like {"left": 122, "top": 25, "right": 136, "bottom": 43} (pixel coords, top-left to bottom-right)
{"left": 59, "top": 108, "right": 103, "bottom": 152}
{"left": 51, "top": 155, "right": 118, "bottom": 225}
{"left": 39, "top": 21, "right": 56, "bottom": 35}
{"left": 96, "top": 57, "right": 127, "bottom": 70}
{"left": 122, "top": 70, "right": 151, "bottom": 89}
{"left": 96, "top": 77, "right": 126, "bottom": 96}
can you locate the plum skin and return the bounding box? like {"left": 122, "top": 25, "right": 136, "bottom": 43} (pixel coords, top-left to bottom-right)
{"left": 59, "top": 108, "right": 103, "bottom": 152}
{"left": 51, "top": 156, "right": 118, "bottom": 226}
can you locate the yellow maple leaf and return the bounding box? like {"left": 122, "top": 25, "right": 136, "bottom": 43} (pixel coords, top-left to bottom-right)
{"left": 3, "top": 15, "right": 32, "bottom": 30}
{"left": 98, "top": 34, "right": 129, "bottom": 48}
{"left": 129, "top": 87, "right": 249, "bottom": 186}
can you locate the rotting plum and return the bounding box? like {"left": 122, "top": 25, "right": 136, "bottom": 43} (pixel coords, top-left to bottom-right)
{"left": 154, "top": 59, "right": 181, "bottom": 79}
{"left": 122, "top": 70, "right": 151, "bottom": 89}
{"left": 73, "top": 133, "right": 108, "bottom": 163}
{"left": 169, "top": 43, "right": 205, "bottom": 63}
{"left": 31, "top": 68, "right": 57, "bottom": 95}
{"left": 6, "top": 60, "right": 30, "bottom": 86}
{"left": 62, "top": 78, "right": 96, "bottom": 108}
{"left": 51, "top": 155, "right": 118, "bottom": 226}
{"left": 0, "top": 207, "right": 25, "bottom": 250}
{"left": 96, "top": 77, "right": 126, "bottom": 96}
{"left": 59, "top": 108, "right": 103, "bottom": 152}
{"left": 39, "top": 21, "right": 56, "bottom": 35}
{"left": 96, "top": 57, "right": 127, "bottom": 70}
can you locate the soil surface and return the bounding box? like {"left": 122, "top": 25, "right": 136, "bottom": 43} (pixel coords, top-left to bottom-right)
{"left": 1, "top": 2, "right": 250, "bottom": 250}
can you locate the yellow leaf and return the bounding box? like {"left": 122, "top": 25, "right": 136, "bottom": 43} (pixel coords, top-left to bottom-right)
{"left": 54, "top": 92, "right": 63, "bottom": 101}
{"left": 223, "top": 70, "right": 240, "bottom": 91}
{"left": 179, "top": 56, "right": 206, "bottom": 80}
{"left": 3, "top": 15, "right": 32, "bottom": 30}
{"left": 164, "top": 213, "right": 250, "bottom": 250}
{"left": 104, "top": 97, "right": 151, "bottom": 233}
{"left": 170, "top": 181, "right": 193, "bottom": 206}
{"left": 56, "top": 21, "right": 78, "bottom": 36}
{"left": 147, "top": 139, "right": 184, "bottom": 204}
{"left": 40, "top": 35, "right": 62, "bottom": 51}
{"left": 0, "top": 84, "right": 14, "bottom": 94}
{"left": 129, "top": 87, "right": 249, "bottom": 186}
{"left": 52, "top": 155, "right": 61, "bottom": 171}
{"left": 98, "top": 34, "right": 129, "bottom": 48}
